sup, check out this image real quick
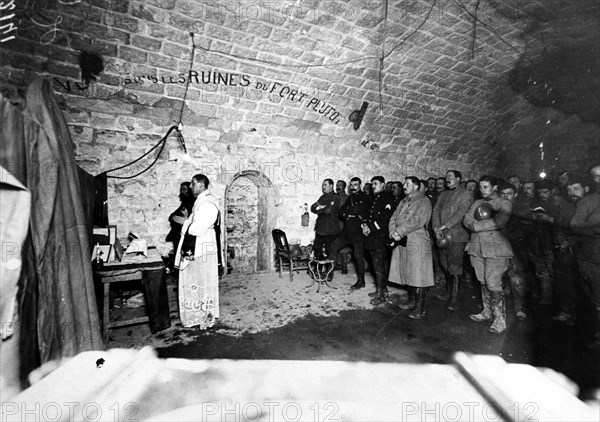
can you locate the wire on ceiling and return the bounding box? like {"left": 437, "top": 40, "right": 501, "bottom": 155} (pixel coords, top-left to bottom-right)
{"left": 194, "top": 0, "right": 439, "bottom": 71}
{"left": 452, "top": 0, "right": 532, "bottom": 64}
{"left": 470, "top": 0, "right": 482, "bottom": 59}
{"left": 104, "top": 34, "right": 198, "bottom": 179}
{"left": 378, "top": 0, "right": 390, "bottom": 115}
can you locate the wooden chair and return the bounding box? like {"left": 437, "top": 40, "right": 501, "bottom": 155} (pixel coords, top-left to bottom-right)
{"left": 272, "top": 229, "right": 309, "bottom": 281}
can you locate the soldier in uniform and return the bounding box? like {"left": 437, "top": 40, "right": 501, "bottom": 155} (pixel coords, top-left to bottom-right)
{"left": 310, "top": 179, "right": 341, "bottom": 258}
{"left": 529, "top": 179, "right": 564, "bottom": 305}
{"left": 551, "top": 175, "right": 588, "bottom": 323}
{"left": 507, "top": 175, "right": 522, "bottom": 193}
{"left": 362, "top": 176, "right": 396, "bottom": 305}
{"left": 336, "top": 180, "right": 348, "bottom": 206}
{"left": 389, "top": 176, "right": 434, "bottom": 319}
{"left": 436, "top": 177, "right": 446, "bottom": 195}
{"left": 557, "top": 172, "right": 572, "bottom": 201}
{"left": 521, "top": 181, "right": 536, "bottom": 200}
{"left": 390, "top": 180, "right": 405, "bottom": 210}
{"left": 336, "top": 179, "right": 349, "bottom": 232}
{"left": 570, "top": 167, "right": 600, "bottom": 347}
{"left": 464, "top": 175, "right": 513, "bottom": 334}
{"left": 499, "top": 182, "right": 532, "bottom": 320}
{"left": 432, "top": 170, "right": 474, "bottom": 311}
{"left": 330, "top": 177, "right": 373, "bottom": 289}
{"left": 426, "top": 177, "right": 439, "bottom": 205}
{"left": 363, "top": 182, "right": 374, "bottom": 199}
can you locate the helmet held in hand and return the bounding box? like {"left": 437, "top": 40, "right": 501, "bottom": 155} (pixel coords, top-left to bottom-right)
{"left": 474, "top": 202, "right": 494, "bottom": 221}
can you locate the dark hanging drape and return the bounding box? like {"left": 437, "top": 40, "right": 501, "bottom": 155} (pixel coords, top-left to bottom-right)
{"left": 0, "top": 78, "right": 103, "bottom": 371}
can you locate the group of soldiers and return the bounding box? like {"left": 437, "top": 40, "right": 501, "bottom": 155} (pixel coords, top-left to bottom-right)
{"left": 310, "top": 165, "right": 600, "bottom": 342}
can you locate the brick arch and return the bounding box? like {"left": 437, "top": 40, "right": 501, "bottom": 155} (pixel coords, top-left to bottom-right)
{"left": 224, "top": 171, "right": 278, "bottom": 274}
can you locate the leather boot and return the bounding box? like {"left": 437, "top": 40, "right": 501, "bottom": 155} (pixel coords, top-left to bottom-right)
{"left": 341, "top": 254, "right": 348, "bottom": 275}
{"left": 488, "top": 291, "right": 507, "bottom": 334}
{"left": 369, "top": 287, "right": 388, "bottom": 298}
{"left": 409, "top": 288, "right": 426, "bottom": 319}
{"left": 447, "top": 275, "right": 461, "bottom": 311}
{"left": 369, "top": 288, "right": 380, "bottom": 299}
{"left": 350, "top": 273, "right": 365, "bottom": 290}
{"left": 370, "top": 268, "right": 388, "bottom": 305}
{"left": 370, "top": 291, "right": 386, "bottom": 306}
{"left": 435, "top": 272, "right": 450, "bottom": 301}
{"left": 398, "top": 288, "right": 415, "bottom": 310}
{"left": 469, "top": 286, "right": 493, "bottom": 322}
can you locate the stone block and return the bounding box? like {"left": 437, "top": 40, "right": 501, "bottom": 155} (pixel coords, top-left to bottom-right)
{"left": 125, "top": 81, "right": 165, "bottom": 95}
{"left": 355, "top": 12, "right": 383, "bottom": 29}
{"left": 147, "top": 53, "right": 180, "bottom": 70}
{"left": 166, "top": 13, "right": 204, "bottom": 33}
{"left": 162, "top": 42, "right": 190, "bottom": 60}
{"left": 130, "top": 4, "right": 168, "bottom": 22}
{"left": 119, "top": 46, "right": 148, "bottom": 64}
{"left": 144, "top": 0, "right": 177, "bottom": 10}
{"left": 47, "top": 62, "right": 80, "bottom": 79}
{"left": 231, "top": 45, "right": 258, "bottom": 59}
{"left": 132, "top": 105, "right": 173, "bottom": 125}
{"left": 93, "top": 0, "right": 129, "bottom": 13}
{"left": 176, "top": 0, "right": 205, "bottom": 19}
{"left": 86, "top": 22, "right": 130, "bottom": 44}
{"left": 247, "top": 21, "right": 272, "bottom": 39}
{"left": 106, "top": 13, "right": 139, "bottom": 32}
{"left": 206, "top": 23, "right": 233, "bottom": 42}
{"left": 131, "top": 35, "right": 162, "bottom": 52}
{"left": 269, "top": 28, "right": 292, "bottom": 43}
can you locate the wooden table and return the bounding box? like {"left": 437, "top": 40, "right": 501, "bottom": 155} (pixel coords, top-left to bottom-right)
{"left": 94, "top": 247, "right": 170, "bottom": 342}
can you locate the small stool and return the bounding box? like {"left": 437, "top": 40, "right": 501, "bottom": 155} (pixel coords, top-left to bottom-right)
{"left": 307, "top": 258, "right": 336, "bottom": 293}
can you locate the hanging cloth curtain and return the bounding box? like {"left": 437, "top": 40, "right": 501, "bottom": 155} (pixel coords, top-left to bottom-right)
{"left": 0, "top": 78, "right": 103, "bottom": 365}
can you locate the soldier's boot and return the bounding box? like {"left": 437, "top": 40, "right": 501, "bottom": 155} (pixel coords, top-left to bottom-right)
{"left": 469, "top": 286, "right": 493, "bottom": 322}
{"left": 350, "top": 272, "right": 365, "bottom": 290}
{"left": 488, "top": 291, "right": 507, "bottom": 334}
{"left": 370, "top": 286, "right": 389, "bottom": 298}
{"left": 398, "top": 288, "right": 415, "bottom": 310}
{"left": 341, "top": 254, "right": 348, "bottom": 275}
{"left": 447, "top": 275, "right": 461, "bottom": 311}
{"left": 435, "top": 272, "right": 451, "bottom": 301}
{"left": 408, "top": 288, "right": 426, "bottom": 319}
{"left": 370, "top": 289, "right": 387, "bottom": 306}
{"left": 511, "top": 270, "right": 527, "bottom": 320}
{"left": 369, "top": 288, "right": 380, "bottom": 298}
{"left": 370, "top": 270, "right": 388, "bottom": 306}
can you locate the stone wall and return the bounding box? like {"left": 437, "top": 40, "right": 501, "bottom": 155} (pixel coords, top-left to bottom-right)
{"left": 496, "top": 101, "right": 600, "bottom": 181}
{"left": 226, "top": 175, "right": 258, "bottom": 273}
{"left": 1, "top": 0, "right": 597, "bottom": 266}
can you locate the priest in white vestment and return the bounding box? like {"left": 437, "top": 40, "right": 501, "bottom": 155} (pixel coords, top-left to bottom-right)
{"left": 175, "top": 174, "right": 221, "bottom": 329}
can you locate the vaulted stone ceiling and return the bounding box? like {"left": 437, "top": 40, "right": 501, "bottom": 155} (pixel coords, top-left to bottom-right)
{"left": 2, "top": 0, "right": 598, "bottom": 247}
{"left": 1, "top": 0, "right": 598, "bottom": 176}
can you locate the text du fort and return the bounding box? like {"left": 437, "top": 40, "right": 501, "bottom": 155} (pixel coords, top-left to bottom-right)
{"left": 124, "top": 70, "right": 343, "bottom": 124}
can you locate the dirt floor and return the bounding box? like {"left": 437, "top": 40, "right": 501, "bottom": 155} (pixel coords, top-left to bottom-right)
{"left": 108, "top": 267, "right": 399, "bottom": 348}
{"left": 107, "top": 267, "right": 600, "bottom": 402}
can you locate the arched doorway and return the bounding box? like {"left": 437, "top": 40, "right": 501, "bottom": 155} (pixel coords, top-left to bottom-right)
{"left": 225, "top": 170, "right": 277, "bottom": 274}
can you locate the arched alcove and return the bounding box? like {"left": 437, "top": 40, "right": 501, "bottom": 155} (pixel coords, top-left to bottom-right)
{"left": 225, "top": 170, "right": 277, "bottom": 274}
